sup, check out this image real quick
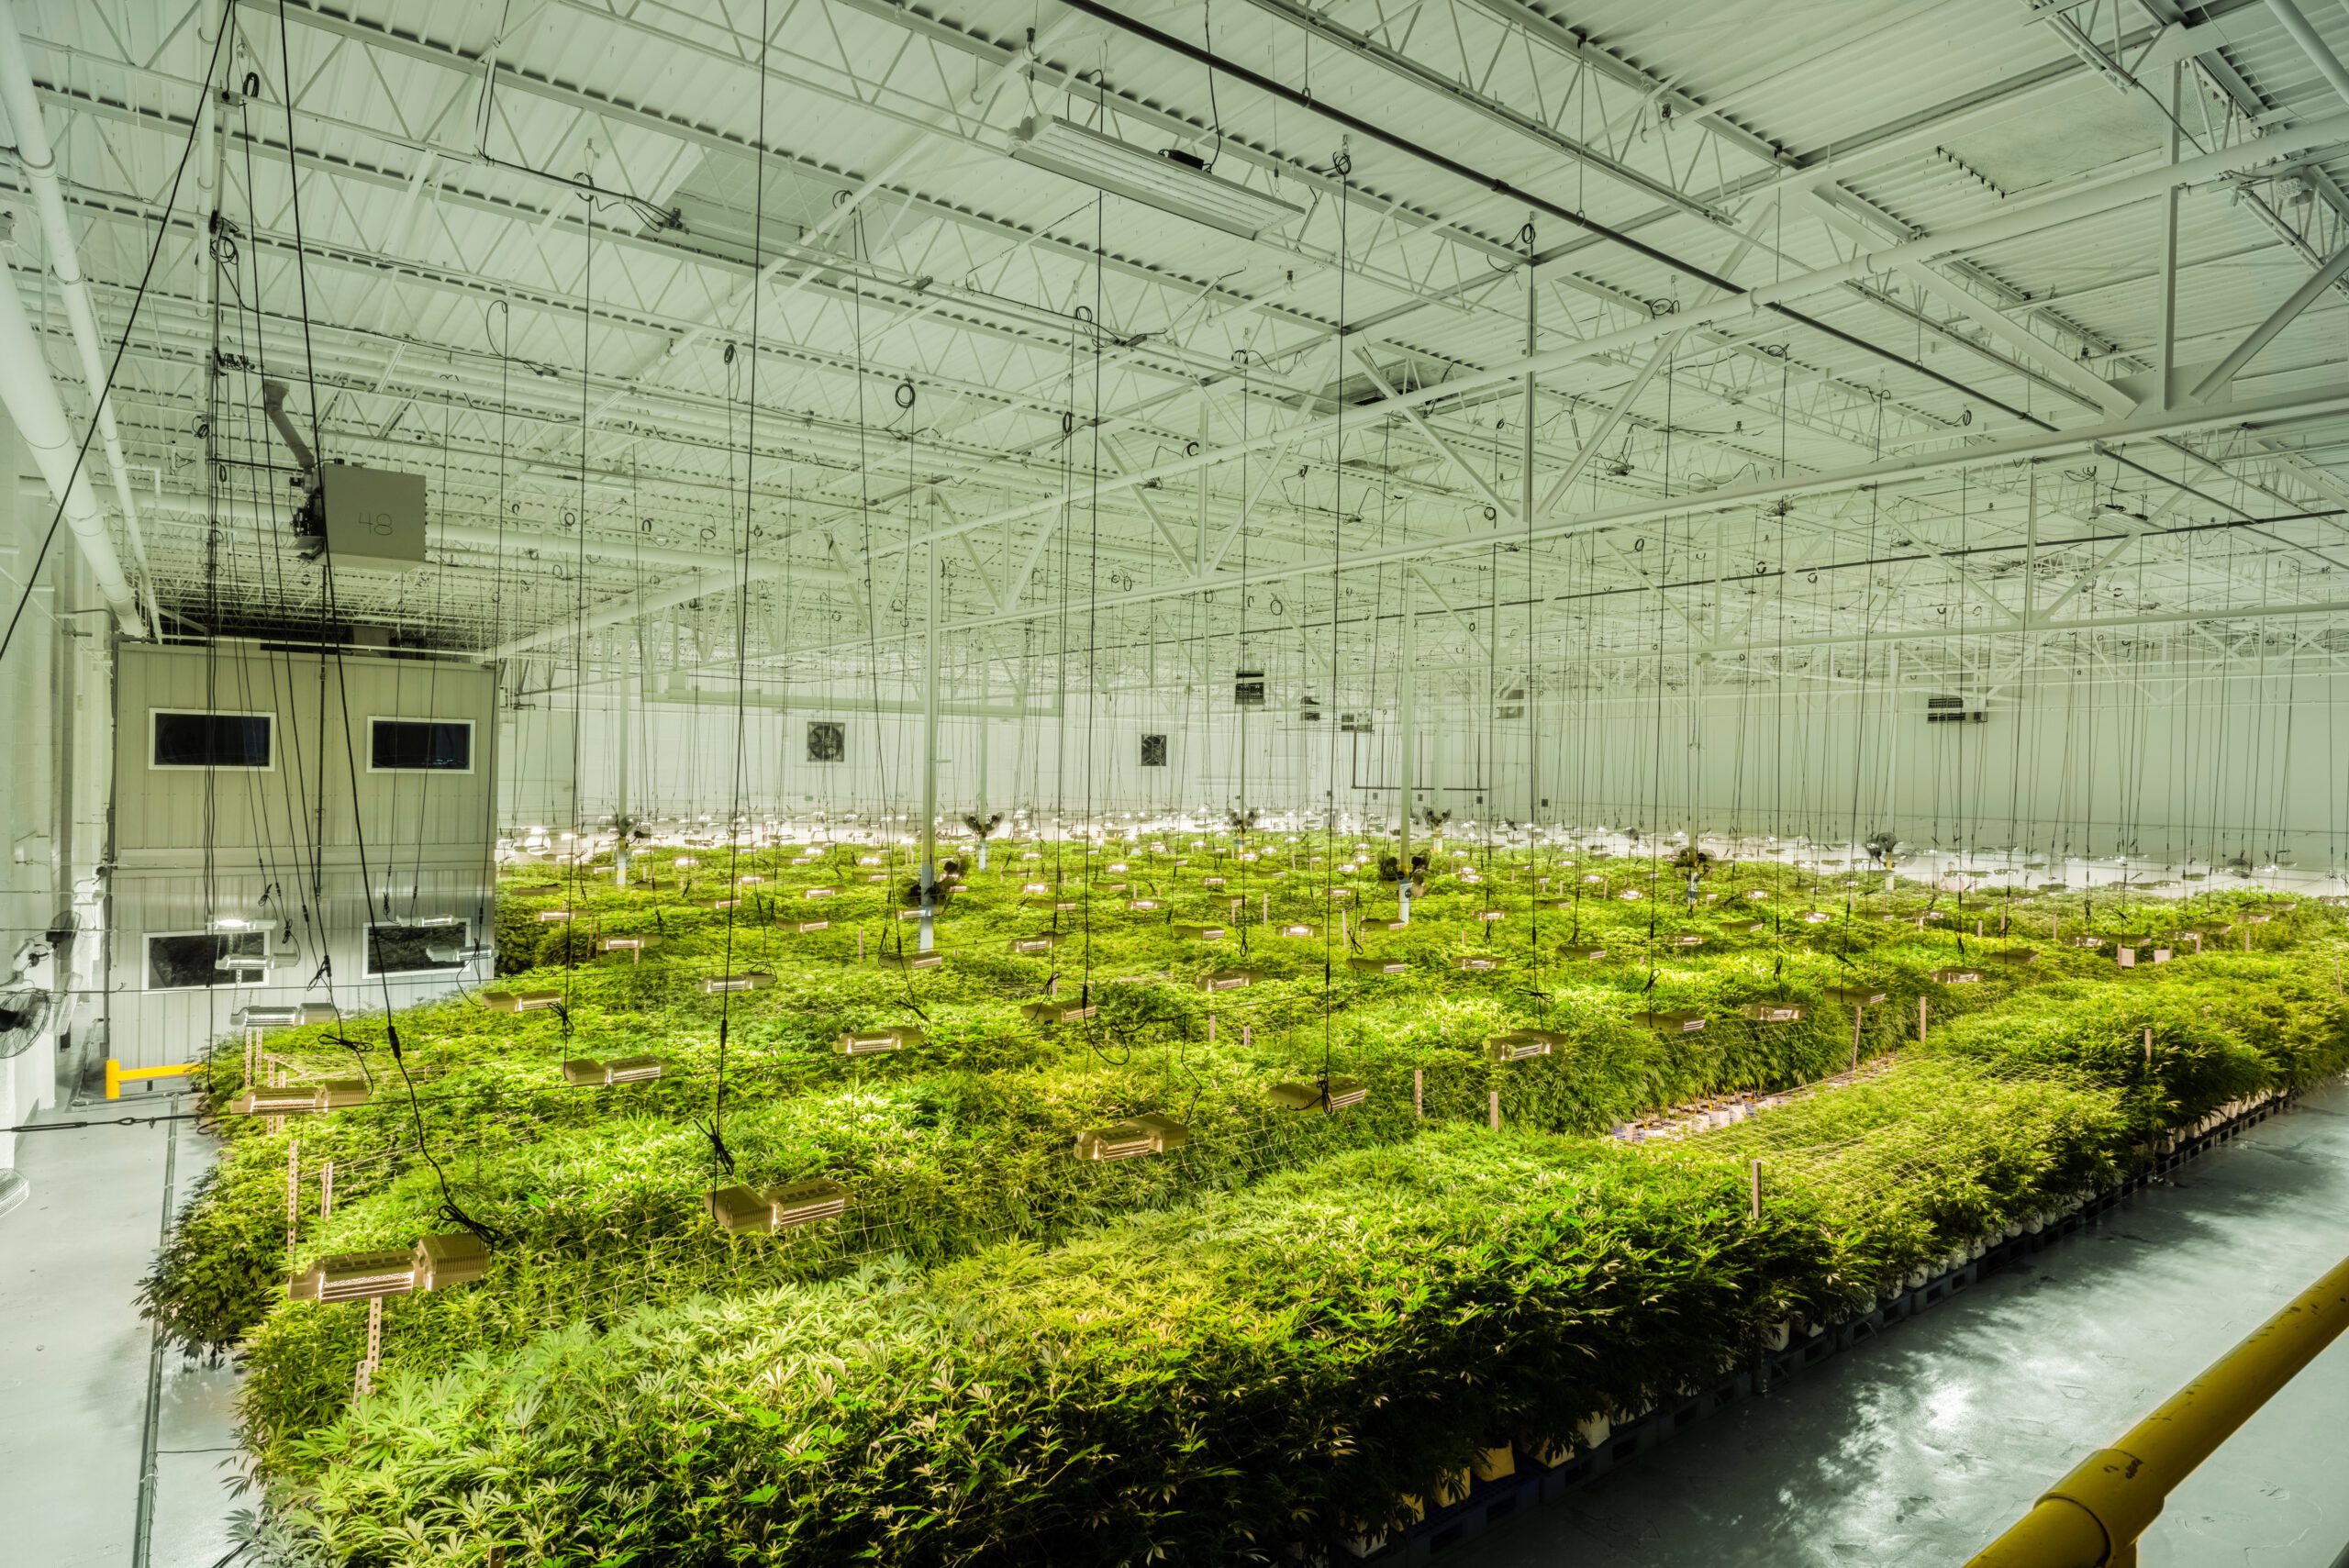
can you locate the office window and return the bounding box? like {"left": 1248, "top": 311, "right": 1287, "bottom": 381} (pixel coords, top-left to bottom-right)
{"left": 366, "top": 921, "right": 469, "bottom": 976}
{"left": 147, "top": 930, "right": 266, "bottom": 990}
{"left": 807, "top": 721, "right": 846, "bottom": 762}
{"left": 152, "top": 711, "right": 272, "bottom": 769}
{"left": 370, "top": 718, "right": 473, "bottom": 772}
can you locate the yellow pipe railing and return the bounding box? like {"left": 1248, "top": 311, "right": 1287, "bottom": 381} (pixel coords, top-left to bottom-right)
{"left": 105, "top": 1059, "right": 197, "bottom": 1100}
{"left": 1965, "top": 1251, "right": 2349, "bottom": 1567}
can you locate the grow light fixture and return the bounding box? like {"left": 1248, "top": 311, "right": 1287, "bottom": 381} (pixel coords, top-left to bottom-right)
{"left": 1932, "top": 967, "right": 1984, "bottom": 984}
{"left": 1348, "top": 956, "right": 1407, "bottom": 974}
{"left": 1455, "top": 955, "right": 1498, "bottom": 972}
{"left": 835, "top": 1026, "right": 922, "bottom": 1055}
{"left": 1739, "top": 1002, "right": 1805, "bottom": 1023}
{"left": 1074, "top": 1111, "right": 1190, "bottom": 1161}
{"left": 1824, "top": 984, "right": 1887, "bottom": 1008}
{"left": 1171, "top": 922, "right": 1227, "bottom": 940}
{"left": 230, "top": 1078, "right": 370, "bottom": 1116}
{"left": 482, "top": 989, "right": 564, "bottom": 1013}
{"left": 1197, "top": 967, "right": 1259, "bottom": 992}
{"left": 804, "top": 886, "right": 837, "bottom": 899}
{"left": 207, "top": 916, "right": 255, "bottom": 932}
{"left": 1358, "top": 917, "right": 1407, "bottom": 933}
{"left": 1268, "top": 1075, "right": 1366, "bottom": 1112}
{"left": 1022, "top": 1000, "right": 1097, "bottom": 1024}
{"left": 1277, "top": 922, "right": 1317, "bottom": 939}
{"left": 1556, "top": 943, "right": 1607, "bottom": 961}
{"left": 1128, "top": 897, "right": 1161, "bottom": 911}
{"left": 1486, "top": 1029, "right": 1560, "bottom": 1062}
{"left": 286, "top": 1231, "right": 489, "bottom": 1303}
{"left": 1669, "top": 933, "right": 1704, "bottom": 948}
{"left": 1799, "top": 910, "right": 1831, "bottom": 924}
{"left": 235, "top": 1003, "right": 340, "bottom": 1029}
{"left": 1021, "top": 881, "right": 1052, "bottom": 895}
{"left": 1990, "top": 948, "right": 2038, "bottom": 966}
{"left": 705, "top": 1177, "right": 851, "bottom": 1235}
{"left": 562, "top": 1055, "right": 666, "bottom": 1086}
{"left": 1639, "top": 1010, "right": 1708, "bottom": 1034}
{"left": 1008, "top": 934, "right": 1062, "bottom": 954}
{"left": 879, "top": 951, "right": 944, "bottom": 972}
{"left": 214, "top": 952, "right": 271, "bottom": 973}
{"left": 707, "top": 897, "right": 742, "bottom": 911}
{"left": 601, "top": 936, "right": 651, "bottom": 954}
{"left": 674, "top": 856, "right": 698, "bottom": 869}
{"left": 536, "top": 910, "right": 573, "bottom": 924}
{"left": 1201, "top": 875, "right": 1227, "bottom": 887}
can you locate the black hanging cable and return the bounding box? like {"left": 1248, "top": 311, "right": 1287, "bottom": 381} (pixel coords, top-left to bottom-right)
{"left": 707, "top": 0, "right": 773, "bottom": 1176}
{"left": 1320, "top": 146, "right": 1351, "bottom": 1093}
{"left": 275, "top": 3, "right": 499, "bottom": 1247}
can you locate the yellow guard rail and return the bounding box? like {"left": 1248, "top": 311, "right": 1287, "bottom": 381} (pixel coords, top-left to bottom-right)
{"left": 105, "top": 1059, "right": 197, "bottom": 1100}
{"left": 1965, "top": 1251, "right": 2349, "bottom": 1567}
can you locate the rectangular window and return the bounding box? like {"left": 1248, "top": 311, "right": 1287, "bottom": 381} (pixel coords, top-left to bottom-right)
{"left": 369, "top": 718, "right": 473, "bottom": 772}
{"left": 365, "top": 921, "right": 470, "bottom": 977}
{"left": 146, "top": 930, "right": 267, "bottom": 990}
{"left": 152, "top": 711, "right": 273, "bottom": 769}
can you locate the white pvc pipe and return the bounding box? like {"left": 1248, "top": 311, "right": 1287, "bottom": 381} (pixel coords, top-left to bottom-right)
{"left": 0, "top": 261, "right": 143, "bottom": 635}
{"left": 0, "top": 7, "right": 156, "bottom": 626}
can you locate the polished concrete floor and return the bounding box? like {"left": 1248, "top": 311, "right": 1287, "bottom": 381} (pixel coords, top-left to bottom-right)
{"left": 1455, "top": 1079, "right": 2349, "bottom": 1568}
{"left": 0, "top": 1094, "right": 239, "bottom": 1568}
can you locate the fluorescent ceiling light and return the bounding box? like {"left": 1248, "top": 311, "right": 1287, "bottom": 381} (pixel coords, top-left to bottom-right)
{"left": 1009, "top": 116, "right": 1303, "bottom": 240}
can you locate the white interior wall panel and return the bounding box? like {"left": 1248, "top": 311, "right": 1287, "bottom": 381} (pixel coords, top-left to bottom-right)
{"left": 106, "top": 645, "right": 495, "bottom": 1071}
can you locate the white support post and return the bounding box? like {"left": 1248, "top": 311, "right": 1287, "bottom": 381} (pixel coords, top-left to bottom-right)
{"left": 918, "top": 539, "right": 941, "bottom": 952}
{"left": 285, "top": 1139, "right": 299, "bottom": 1251}
{"left": 614, "top": 640, "right": 632, "bottom": 887}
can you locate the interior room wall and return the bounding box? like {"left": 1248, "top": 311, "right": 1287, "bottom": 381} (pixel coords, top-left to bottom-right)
{"left": 105, "top": 644, "right": 498, "bottom": 1071}
{"left": 501, "top": 662, "right": 2349, "bottom": 876}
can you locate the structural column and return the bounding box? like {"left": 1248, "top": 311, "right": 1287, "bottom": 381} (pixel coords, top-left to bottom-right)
{"left": 918, "top": 538, "right": 940, "bottom": 950}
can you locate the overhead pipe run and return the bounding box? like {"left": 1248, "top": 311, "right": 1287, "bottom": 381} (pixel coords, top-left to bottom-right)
{"left": 0, "top": 6, "right": 157, "bottom": 627}
{"left": 0, "top": 253, "right": 145, "bottom": 637}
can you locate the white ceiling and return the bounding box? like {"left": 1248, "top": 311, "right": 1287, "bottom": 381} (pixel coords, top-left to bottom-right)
{"left": 6, "top": 0, "right": 2349, "bottom": 710}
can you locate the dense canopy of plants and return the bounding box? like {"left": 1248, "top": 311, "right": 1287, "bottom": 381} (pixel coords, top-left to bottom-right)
{"left": 142, "top": 835, "right": 2346, "bottom": 1565}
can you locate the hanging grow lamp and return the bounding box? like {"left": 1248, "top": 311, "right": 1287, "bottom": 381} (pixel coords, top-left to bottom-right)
{"left": 1556, "top": 943, "right": 1607, "bottom": 961}
{"left": 1639, "top": 1010, "right": 1708, "bottom": 1034}
{"left": 705, "top": 1177, "right": 850, "bottom": 1235}
{"left": 235, "top": 1003, "right": 340, "bottom": 1029}
{"left": 1268, "top": 1076, "right": 1366, "bottom": 1112}
{"left": 1824, "top": 985, "right": 1887, "bottom": 1008}
{"left": 1074, "top": 1111, "right": 1190, "bottom": 1161}
{"left": 285, "top": 1231, "right": 489, "bottom": 1302}
{"left": 1348, "top": 956, "right": 1406, "bottom": 975}
{"left": 561, "top": 1055, "right": 666, "bottom": 1086}
{"left": 1197, "top": 967, "right": 1260, "bottom": 992}
{"left": 1007, "top": 933, "right": 1063, "bottom": 954}
{"left": 878, "top": 951, "right": 944, "bottom": 972}
{"left": 482, "top": 989, "right": 563, "bottom": 1013}
{"left": 834, "top": 1026, "right": 922, "bottom": 1055}
{"left": 229, "top": 1078, "right": 371, "bottom": 1116}
{"left": 1486, "top": 1029, "right": 1560, "bottom": 1062}
{"left": 1739, "top": 1002, "right": 1806, "bottom": 1023}
{"left": 1022, "top": 1000, "right": 1097, "bottom": 1024}
{"left": 1172, "top": 923, "right": 1227, "bottom": 940}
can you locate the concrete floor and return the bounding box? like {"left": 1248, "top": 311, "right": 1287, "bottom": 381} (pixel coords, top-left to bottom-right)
{"left": 1454, "top": 1080, "right": 2349, "bottom": 1568}
{"left": 0, "top": 1094, "right": 239, "bottom": 1568}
